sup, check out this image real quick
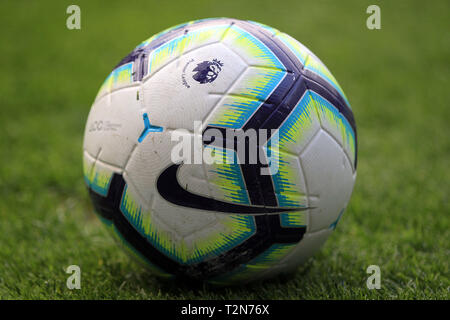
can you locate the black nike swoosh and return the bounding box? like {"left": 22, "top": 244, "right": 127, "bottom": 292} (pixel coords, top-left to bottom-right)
{"left": 156, "top": 163, "right": 309, "bottom": 214}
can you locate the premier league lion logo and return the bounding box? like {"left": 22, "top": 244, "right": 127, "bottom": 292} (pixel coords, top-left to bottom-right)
{"left": 192, "top": 59, "right": 224, "bottom": 84}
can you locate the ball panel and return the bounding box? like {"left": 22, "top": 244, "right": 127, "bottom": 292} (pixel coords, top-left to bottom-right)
{"left": 311, "top": 90, "right": 356, "bottom": 169}
{"left": 146, "top": 24, "right": 230, "bottom": 77}
{"left": 84, "top": 86, "right": 143, "bottom": 168}
{"left": 138, "top": 18, "right": 232, "bottom": 52}
{"left": 120, "top": 182, "right": 223, "bottom": 264}
{"left": 95, "top": 62, "right": 135, "bottom": 101}
{"left": 150, "top": 194, "right": 219, "bottom": 241}
{"left": 277, "top": 32, "right": 310, "bottom": 66}
{"left": 83, "top": 149, "right": 121, "bottom": 198}
{"left": 221, "top": 24, "right": 285, "bottom": 70}
{"left": 206, "top": 67, "right": 287, "bottom": 129}
{"left": 141, "top": 42, "right": 246, "bottom": 132}
{"left": 299, "top": 129, "right": 355, "bottom": 232}
{"left": 203, "top": 147, "right": 251, "bottom": 205}
{"left": 271, "top": 152, "right": 308, "bottom": 208}
{"left": 122, "top": 130, "right": 170, "bottom": 204}
{"left": 177, "top": 162, "right": 212, "bottom": 200}
{"left": 273, "top": 90, "right": 322, "bottom": 155}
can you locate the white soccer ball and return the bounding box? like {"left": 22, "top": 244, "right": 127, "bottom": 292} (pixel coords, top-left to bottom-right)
{"left": 83, "top": 18, "right": 357, "bottom": 284}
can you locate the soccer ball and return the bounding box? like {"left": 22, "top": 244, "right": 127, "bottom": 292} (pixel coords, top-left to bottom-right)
{"left": 83, "top": 18, "right": 357, "bottom": 284}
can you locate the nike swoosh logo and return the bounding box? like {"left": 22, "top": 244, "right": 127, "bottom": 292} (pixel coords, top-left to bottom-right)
{"left": 156, "top": 163, "right": 309, "bottom": 214}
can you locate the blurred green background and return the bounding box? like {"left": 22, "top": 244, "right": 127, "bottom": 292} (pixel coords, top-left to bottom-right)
{"left": 0, "top": 0, "right": 448, "bottom": 299}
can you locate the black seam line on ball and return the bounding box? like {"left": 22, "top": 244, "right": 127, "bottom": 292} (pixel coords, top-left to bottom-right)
{"left": 237, "top": 19, "right": 356, "bottom": 135}
{"left": 261, "top": 26, "right": 358, "bottom": 168}
{"left": 90, "top": 173, "right": 306, "bottom": 280}
{"left": 302, "top": 74, "right": 358, "bottom": 167}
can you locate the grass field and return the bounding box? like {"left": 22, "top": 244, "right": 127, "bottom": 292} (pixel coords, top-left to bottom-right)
{"left": 0, "top": 0, "right": 448, "bottom": 299}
